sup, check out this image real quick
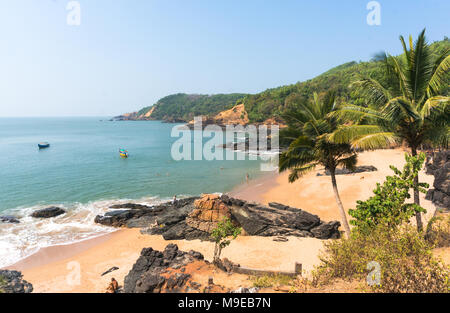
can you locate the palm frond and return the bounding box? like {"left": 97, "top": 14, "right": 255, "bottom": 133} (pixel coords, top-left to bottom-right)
{"left": 407, "top": 29, "right": 434, "bottom": 102}
{"left": 287, "top": 163, "right": 319, "bottom": 183}
{"left": 382, "top": 97, "right": 420, "bottom": 124}
{"left": 420, "top": 96, "right": 450, "bottom": 119}
{"left": 427, "top": 54, "right": 450, "bottom": 97}
{"left": 351, "top": 132, "right": 397, "bottom": 150}
{"left": 350, "top": 77, "right": 391, "bottom": 107}
{"left": 337, "top": 154, "right": 357, "bottom": 171}
{"left": 329, "top": 125, "right": 386, "bottom": 144}
{"left": 330, "top": 104, "right": 386, "bottom": 124}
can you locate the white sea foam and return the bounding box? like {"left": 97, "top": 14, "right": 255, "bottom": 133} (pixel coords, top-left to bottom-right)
{"left": 0, "top": 196, "right": 170, "bottom": 268}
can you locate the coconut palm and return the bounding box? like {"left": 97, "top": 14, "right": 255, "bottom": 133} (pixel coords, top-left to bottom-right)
{"left": 279, "top": 91, "right": 356, "bottom": 237}
{"left": 329, "top": 29, "right": 450, "bottom": 231}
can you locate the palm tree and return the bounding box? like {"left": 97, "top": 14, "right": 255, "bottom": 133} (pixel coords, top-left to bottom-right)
{"left": 329, "top": 29, "right": 450, "bottom": 231}
{"left": 279, "top": 91, "right": 356, "bottom": 238}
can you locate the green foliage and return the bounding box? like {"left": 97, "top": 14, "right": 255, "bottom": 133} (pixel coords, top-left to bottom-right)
{"left": 330, "top": 30, "right": 450, "bottom": 151}
{"left": 132, "top": 39, "right": 449, "bottom": 124}
{"left": 349, "top": 153, "right": 429, "bottom": 231}
{"left": 279, "top": 90, "right": 357, "bottom": 181}
{"left": 243, "top": 39, "right": 449, "bottom": 123}
{"left": 210, "top": 218, "right": 241, "bottom": 262}
{"left": 312, "top": 223, "right": 450, "bottom": 293}
{"left": 141, "top": 93, "right": 247, "bottom": 122}
{"left": 425, "top": 214, "right": 450, "bottom": 248}
{"left": 250, "top": 274, "right": 293, "bottom": 288}
{"left": 0, "top": 275, "right": 6, "bottom": 293}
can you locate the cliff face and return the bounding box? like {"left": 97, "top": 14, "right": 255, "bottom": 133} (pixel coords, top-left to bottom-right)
{"left": 213, "top": 103, "right": 249, "bottom": 125}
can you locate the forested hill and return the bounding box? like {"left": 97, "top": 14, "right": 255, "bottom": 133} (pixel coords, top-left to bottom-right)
{"left": 242, "top": 38, "right": 450, "bottom": 122}
{"left": 126, "top": 38, "right": 449, "bottom": 123}
{"left": 133, "top": 93, "right": 247, "bottom": 122}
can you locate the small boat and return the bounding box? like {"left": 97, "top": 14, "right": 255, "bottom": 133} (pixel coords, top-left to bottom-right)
{"left": 119, "top": 149, "right": 129, "bottom": 158}
{"left": 38, "top": 142, "right": 50, "bottom": 149}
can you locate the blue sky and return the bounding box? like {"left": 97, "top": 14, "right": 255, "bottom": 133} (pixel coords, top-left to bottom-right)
{"left": 0, "top": 0, "right": 448, "bottom": 117}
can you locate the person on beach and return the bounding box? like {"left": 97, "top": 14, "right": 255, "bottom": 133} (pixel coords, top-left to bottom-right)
{"left": 173, "top": 195, "right": 177, "bottom": 204}
{"left": 106, "top": 278, "right": 119, "bottom": 293}
{"left": 246, "top": 173, "right": 249, "bottom": 184}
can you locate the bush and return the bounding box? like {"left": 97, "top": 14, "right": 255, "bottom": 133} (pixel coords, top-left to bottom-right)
{"left": 210, "top": 218, "right": 241, "bottom": 263}
{"left": 426, "top": 214, "right": 450, "bottom": 248}
{"left": 250, "top": 274, "right": 293, "bottom": 288}
{"left": 311, "top": 224, "right": 449, "bottom": 292}
{"left": 349, "top": 153, "right": 428, "bottom": 232}
{"left": 0, "top": 275, "right": 6, "bottom": 293}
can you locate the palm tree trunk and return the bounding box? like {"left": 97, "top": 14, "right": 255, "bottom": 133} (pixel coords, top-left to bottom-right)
{"left": 330, "top": 168, "right": 351, "bottom": 238}
{"left": 411, "top": 148, "right": 423, "bottom": 232}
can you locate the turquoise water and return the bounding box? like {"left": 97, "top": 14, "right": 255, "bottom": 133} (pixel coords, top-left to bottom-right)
{"left": 0, "top": 117, "right": 266, "bottom": 266}
{"left": 0, "top": 117, "right": 263, "bottom": 211}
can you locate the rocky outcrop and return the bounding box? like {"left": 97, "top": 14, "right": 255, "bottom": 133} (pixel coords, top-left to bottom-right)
{"left": 186, "top": 194, "right": 232, "bottom": 233}
{"left": 0, "top": 216, "right": 20, "bottom": 223}
{"left": 31, "top": 207, "right": 65, "bottom": 218}
{"left": 426, "top": 151, "right": 450, "bottom": 209}
{"left": 317, "top": 165, "right": 377, "bottom": 176}
{"left": 123, "top": 244, "right": 205, "bottom": 293}
{"left": 95, "top": 194, "right": 341, "bottom": 240}
{"left": 0, "top": 270, "right": 33, "bottom": 293}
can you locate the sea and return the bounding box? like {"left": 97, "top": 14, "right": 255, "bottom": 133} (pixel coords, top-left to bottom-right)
{"left": 0, "top": 117, "right": 272, "bottom": 267}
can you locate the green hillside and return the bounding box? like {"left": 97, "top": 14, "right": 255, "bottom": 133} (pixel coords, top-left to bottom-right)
{"left": 242, "top": 38, "right": 450, "bottom": 122}
{"left": 137, "top": 93, "right": 247, "bottom": 122}
{"left": 135, "top": 38, "right": 449, "bottom": 123}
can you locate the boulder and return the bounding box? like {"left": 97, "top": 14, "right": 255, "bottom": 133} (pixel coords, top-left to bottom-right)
{"left": 186, "top": 194, "right": 231, "bottom": 233}
{"left": 0, "top": 270, "right": 33, "bottom": 293}
{"left": 310, "top": 221, "right": 341, "bottom": 239}
{"left": 31, "top": 207, "right": 65, "bottom": 218}
{"left": 123, "top": 244, "right": 204, "bottom": 293}
{"left": 0, "top": 215, "right": 20, "bottom": 223}
{"left": 425, "top": 151, "right": 450, "bottom": 209}
{"left": 94, "top": 195, "right": 341, "bottom": 240}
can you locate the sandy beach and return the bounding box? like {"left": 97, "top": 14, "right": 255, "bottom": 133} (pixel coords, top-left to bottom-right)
{"left": 5, "top": 148, "right": 438, "bottom": 293}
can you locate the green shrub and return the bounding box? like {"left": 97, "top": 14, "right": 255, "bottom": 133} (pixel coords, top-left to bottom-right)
{"left": 0, "top": 275, "right": 7, "bottom": 293}
{"left": 210, "top": 218, "right": 241, "bottom": 263}
{"left": 349, "top": 153, "right": 428, "bottom": 232}
{"left": 251, "top": 274, "right": 293, "bottom": 288}
{"left": 426, "top": 214, "right": 450, "bottom": 248}
{"left": 311, "top": 224, "right": 449, "bottom": 293}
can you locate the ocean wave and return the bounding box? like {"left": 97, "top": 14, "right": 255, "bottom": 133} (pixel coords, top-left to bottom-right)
{"left": 0, "top": 196, "right": 171, "bottom": 268}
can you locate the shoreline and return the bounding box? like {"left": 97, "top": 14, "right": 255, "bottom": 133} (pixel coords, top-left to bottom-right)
{"left": 3, "top": 148, "right": 439, "bottom": 292}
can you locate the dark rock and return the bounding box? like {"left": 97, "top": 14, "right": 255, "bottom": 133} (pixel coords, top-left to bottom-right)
{"left": 273, "top": 236, "right": 289, "bottom": 242}
{"left": 95, "top": 210, "right": 134, "bottom": 227}
{"left": 0, "top": 215, "right": 20, "bottom": 223}
{"left": 109, "top": 203, "right": 153, "bottom": 210}
{"left": 101, "top": 266, "right": 119, "bottom": 276}
{"left": 317, "top": 165, "right": 378, "bottom": 176}
{"left": 31, "top": 207, "right": 65, "bottom": 218}
{"left": 0, "top": 270, "right": 33, "bottom": 293}
{"left": 135, "top": 274, "right": 166, "bottom": 293}
{"left": 425, "top": 151, "right": 450, "bottom": 209}
{"left": 95, "top": 195, "right": 340, "bottom": 240}
{"left": 310, "top": 221, "right": 341, "bottom": 239}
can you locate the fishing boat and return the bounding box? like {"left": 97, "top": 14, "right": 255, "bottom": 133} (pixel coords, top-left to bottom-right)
{"left": 119, "top": 149, "right": 129, "bottom": 158}
{"left": 38, "top": 142, "right": 50, "bottom": 149}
